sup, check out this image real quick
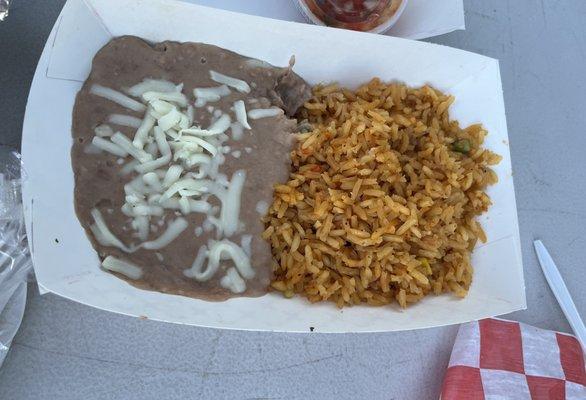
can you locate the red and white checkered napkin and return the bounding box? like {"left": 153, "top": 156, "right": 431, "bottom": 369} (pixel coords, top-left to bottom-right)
{"left": 441, "top": 318, "right": 586, "bottom": 400}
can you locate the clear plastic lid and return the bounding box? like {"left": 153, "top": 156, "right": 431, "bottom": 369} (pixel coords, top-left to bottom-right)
{"left": 295, "top": 0, "right": 408, "bottom": 34}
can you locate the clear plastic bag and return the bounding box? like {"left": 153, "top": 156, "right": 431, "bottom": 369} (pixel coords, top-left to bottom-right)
{"left": 0, "top": 148, "right": 33, "bottom": 367}
{"left": 0, "top": 0, "right": 11, "bottom": 21}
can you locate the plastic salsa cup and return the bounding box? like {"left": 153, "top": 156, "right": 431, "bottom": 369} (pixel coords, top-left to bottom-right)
{"left": 295, "top": 0, "right": 409, "bottom": 34}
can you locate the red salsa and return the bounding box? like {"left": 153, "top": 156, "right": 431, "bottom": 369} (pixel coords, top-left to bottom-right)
{"left": 300, "top": 0, "right": 404, "bottom": 32}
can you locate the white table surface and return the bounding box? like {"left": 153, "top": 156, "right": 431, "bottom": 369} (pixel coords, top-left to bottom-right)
{"left": 0, "top": 0, "right": 585, "bottom": 399}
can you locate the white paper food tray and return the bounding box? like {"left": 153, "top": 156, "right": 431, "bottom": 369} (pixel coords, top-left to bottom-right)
{"left": 21, "top": 0, "right": 525, "bottom": 332}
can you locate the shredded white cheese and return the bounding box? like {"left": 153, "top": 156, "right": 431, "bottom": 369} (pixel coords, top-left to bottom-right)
{"left": 233, "top": 100, "right": 251, "bottom": 129}
{"left": 220, "top": 267, "right": 246, "bottom": 294}
{"left": 142, "top": 91, "right": 188, "bottom": 107}
{"left": 143, "top": 172, "right": 164, "bottom": 192}
{"left": 150, "top": 100, "right": 174, "bottom": 117}
{"left": 132, "top": 114, "right": 156, "bottom": 149}
{"left": 107, "top": 114, "right": 143, "bottom": 128}
{"left": 183, "top": 245, "right": 212, "bottom": 280}
{"left": 158, "top": 108, "right": 183, "bottom": 131}
{"left": 83, "top": 143, "right": 102, "bottom": 155}
{"left": 135, "top": 126, "right": 172, "bottom": 173}
{"left": 208, "top": 114, "right": 232, "bottom": 134}
{"left": 186, "top": 105, "right": 195, "bottom": 125}
{"left": 162, "top": 164, "right": 184, "bottom": 187}
{"left": 135, "top": 155, "right": 170, "bottom": 174}
{"left": 94, "top": 124, "right": 114, "bottom": 137}
{"left": 202, "top": 220, "right": 214, "bottom": 232}
{"left": 208, "top": 239, "right": 254, "bottom": 279}
{"left": 193, "top": 85, "right": 231, "bottom": 107}
{"left": 248, "top": 107, "right": 283, "bottom": 119}
{"left": 90, "top": 208, "right": 133, "bottom": 252}
{"left": 144, "top": 142, "right": 159, "bottom": 158}
{"left": 179, "top": 196, "right": 191, "bottom": 214}
{"left": 91, "top": 136, "right": 128, "bottom": 157}
{"left": 89, "top": 223, "right": 108, "bottom": 245}
{"left": 165, "top": 129, "right": 181, "bottom": 141}
{"left": 160, "top": 178, "right": 212, "bottom": 201}
{"left": 240, "top": 234, "right": 252, "bottom": 257}
{"left": 189, "top": 200, "right": 211, "bottom": 213}
{"left": 209, "top": 70, "right": 251, "bottom": 94}
{"left": 133, "top": 216, "right": 149, "bottom": 240}
{"left": 220, "top": 170, "right": 246, "bottom": 237}
{"left": 102, "top": 256, "right": 143, "bottom": 280}
{"left": 178, "top": 188, "right": 202, "bottom": 197}
{"left": 120, "top": 160, "right": 139, "bottom": 175}
{"left": 230, "top": 122, "right": 244, "bottom": 141}
{"left": 157, "top": 198, "right": 212, "bottom": 214}
{"left": 185, "top": 154, "right": 211, "bottom": 178}
{"left": 142, "top": 217, "right": 188, "bottom": 250}
{"left": 132, "top": 204, "right": 164, "bottom": 217}
{"left": 111, "top": 132, "right": 153, "bottom": 163}
{"left": 255, "top": 200, "right": 269, "bottom": 215}
{"left": 180, "top": 127, "right": 221, "bottom": 137}
{"left": 177, "top": 136, "right": 218, "bottom": 156}
{"left": 90, "top": 84, "right": 146, "bottom": 112}
{"left": 127, "top": 79, "right": 177, "bottom": 97}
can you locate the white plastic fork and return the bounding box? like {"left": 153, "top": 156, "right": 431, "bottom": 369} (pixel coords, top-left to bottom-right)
{"left": 534, "top": 240, "right": 586, "bottom": 347}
